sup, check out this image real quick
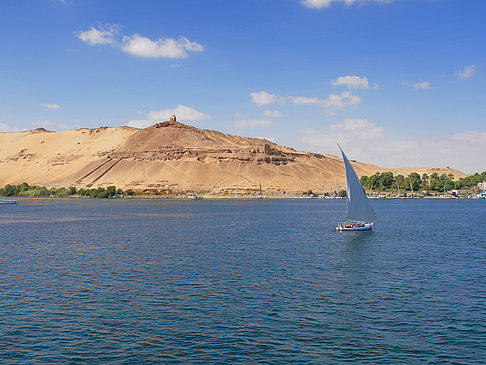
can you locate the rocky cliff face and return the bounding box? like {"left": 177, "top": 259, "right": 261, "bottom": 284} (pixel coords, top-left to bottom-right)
{"left": 0, "top": 122, "right": 467, "bottom": 194}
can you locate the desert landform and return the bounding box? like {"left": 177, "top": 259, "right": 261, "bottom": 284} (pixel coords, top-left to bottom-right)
{"left": 0, "top": 117, "right": 467, "bottom": 195}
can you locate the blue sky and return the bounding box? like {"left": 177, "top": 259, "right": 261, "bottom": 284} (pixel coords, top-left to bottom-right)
{"left": 0, "top": 0, "right": 485, "bottom": 172}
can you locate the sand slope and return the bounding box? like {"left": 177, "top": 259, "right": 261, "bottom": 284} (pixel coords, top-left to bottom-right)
{"left": 0, "top": 122, "right": 467, "bottom": 194}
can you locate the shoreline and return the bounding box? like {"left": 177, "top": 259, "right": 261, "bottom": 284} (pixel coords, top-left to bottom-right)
{"left": 3, "top": 194, "right": 484, "bottom": 201}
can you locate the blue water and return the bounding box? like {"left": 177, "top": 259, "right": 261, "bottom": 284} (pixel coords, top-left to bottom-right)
{"left": 1, "top": 199, "right": 485, "bottom": 363}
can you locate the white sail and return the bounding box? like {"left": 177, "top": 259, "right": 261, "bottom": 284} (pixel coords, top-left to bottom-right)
{"left": 338, "top": 145, "right": 376, "bottom": 223}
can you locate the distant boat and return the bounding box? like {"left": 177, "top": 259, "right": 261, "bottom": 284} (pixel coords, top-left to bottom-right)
{"left": 1, "top": 199, "right": 17, "bottom": 205}
{"left": 191, "top": 195, "right": 203, "bottom": 200}
{"left": 256, "top": 182, "right": 265, "bottom": 199}
{"left": 395, "top": 177, "right": 401, "bottom": 199}
{"left": 336, "top": 144, "right": 376, "bottom": 232}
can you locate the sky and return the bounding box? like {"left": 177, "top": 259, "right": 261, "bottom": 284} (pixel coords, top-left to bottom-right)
{"left": 0, "top": 0, "right": 485, "bottom": 172}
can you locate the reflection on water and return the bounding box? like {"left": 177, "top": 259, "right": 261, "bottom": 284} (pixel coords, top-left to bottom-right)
{"left": 0, "top": 198, "right": 485, "bottom": 363}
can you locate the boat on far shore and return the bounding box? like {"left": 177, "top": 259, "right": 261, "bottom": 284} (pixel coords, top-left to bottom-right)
{"left": 1, "top": 199, "right": 17, "bottom": 205}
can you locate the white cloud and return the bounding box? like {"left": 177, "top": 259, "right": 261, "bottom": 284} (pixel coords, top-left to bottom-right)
{"left": 256, "top": 136, "right": 277, "bottom": 143}
{"left": 234, "top": 119, "right": 274, "bottom": 128}
{"left": 323, "top": 91, "right": 361, "bottom": 110}
{"left": 452, "top": 131, "right": 486, "bottom": 145}
{"left": 413, "top": 81, "right": 431, "bottom": 90}
{"left": 121, "top": 35, "right": 203, "bottom": 59}
{"left": 147, "top": 104, "right": 209, "bottom": 122}
{"left": 58, "top": 123, "right": 70, "bottom": 130}
{"left": 125, "top": 105, "right": 210, "bottom": 129}
{"left": 34, "top": 120, "right": 54, "bottom": 129}
{"left": 332, "top": 75, "right": 372, "bottom": 89}
{"left": 76, "top": 25, "right": 203, "bottom": 59}
{"left": 290, "top": 91, "right": 361, "bottom": 112}
{"left": 290, "top": 96, "right": 322, "bottom": 105}
{"left": 264, "top": 109, "right": 283, "bottom": 118}
{"left": 458, "top": 65, "right": 477, "bottom": 79}
{"left": 126, "top": 120, "right": 152, "bottom": 129}
{"left": 253, "top": 90, "right": 361, "bottom": 114}
{"left": 250, "top": 91, "right": 282, "bottom": 107}
{"left": 75, "top": 26, "right": 116, "bottom": 46}
{"left": 330, "top": 118, "right": 384, "bottom": 139}
{"left": 301, "top": 120, "right": 486, "bottom": 173}
{"left": 301, "top": 0, "right": 394, "bottom": 10}
{"left": 40, "top": 103, "right": 61, "bottom": 110}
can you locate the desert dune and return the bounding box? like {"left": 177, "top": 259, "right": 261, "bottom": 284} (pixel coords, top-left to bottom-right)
{"left": 0, "top": 121, "right": 467, "bottom": 194}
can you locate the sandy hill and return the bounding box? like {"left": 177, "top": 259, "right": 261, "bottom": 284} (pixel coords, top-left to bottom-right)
{"left": 0, "top": 121, "right": 467, "bottom": 194}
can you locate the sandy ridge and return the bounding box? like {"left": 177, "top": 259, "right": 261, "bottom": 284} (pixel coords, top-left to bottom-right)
{"left": 0, "top": 122, "right": 467, "bottom": 194}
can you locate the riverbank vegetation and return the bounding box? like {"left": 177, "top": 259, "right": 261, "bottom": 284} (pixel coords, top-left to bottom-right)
{"left": 360, "top": 171, "right": 486, "bottom": 192}
{"left": 1, "top": 171, "right": 484, "bottom": 198}
{"left": 0, "top": 183, "right": 134, "bottom": 198}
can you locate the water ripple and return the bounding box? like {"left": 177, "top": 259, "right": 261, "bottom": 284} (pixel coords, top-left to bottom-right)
{"left": 0, "top": 199, "right": 485, "bottom": 363}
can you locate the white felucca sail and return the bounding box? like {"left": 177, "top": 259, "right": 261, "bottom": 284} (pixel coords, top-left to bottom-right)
{"left": 337, "top": 145, "right": 376, "bottom": 230}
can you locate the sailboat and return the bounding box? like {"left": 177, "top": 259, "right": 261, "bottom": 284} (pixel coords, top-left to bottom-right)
{"left": 395, "top": 177, "right": 401, "bottom": 199}
{"left": 256, "top": 182, "right": 265, "bottom": 199}
{"left": 336, "top": 144, "right": 376, "bottom": 231}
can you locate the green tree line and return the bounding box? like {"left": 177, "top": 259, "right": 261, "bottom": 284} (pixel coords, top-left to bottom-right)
{"left": 360, "top": 171, "right": 486, "bottom": 192}
{"left": 0, "top": 183, "right": 135, "bottom": 198}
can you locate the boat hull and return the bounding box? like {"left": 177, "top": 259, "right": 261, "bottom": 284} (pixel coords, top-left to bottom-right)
{"left": 1, "top": 200, "right": 17, "bottom": 205}
{"left": 336, "top": 222, "right": 373, "bottom": 231}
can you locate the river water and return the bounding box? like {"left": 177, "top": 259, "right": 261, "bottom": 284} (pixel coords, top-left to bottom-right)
{"left": 1, "top": 199, "right": 485, "bottom": 363}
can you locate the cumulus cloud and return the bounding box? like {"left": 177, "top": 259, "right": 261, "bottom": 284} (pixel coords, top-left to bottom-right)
{"left": 301, "top": 0, "right": 394, "bottom": 10}
{"left": 126, "top": 105, "right": 210, "bottom": 129}
{"left": 290, "top": 91, "right": 361, "bottom": 112}
{"left": 34, "top": 120, "right": 54, "bottom": 128}
{"left": 76, "top": 25, "right": 203, "bottom": 59}
{"left": 234, "top": 119, "right": 274, "bottom": 128}
{"left": 324, "top": 91, "right": 361, "bottom": 110}
{"left": 332, "top": 75, "right": 372, "bottom": 89}
{"left": 121, "top": 35, "right": 203, "bottom": 59}
{"left": 330, "top": 118, "right": 384, "bottom": 139}
{"left": 301, "top": 120, "right": 485, "bottom": 173}
{"left": 147, "top": 104, "right": 209, "bottom": 122}
{"left": 75, "top": 25, "right": 116, "bottom": 46}
{"left": 250, "top": 91, "right": 281, "bottom": 107}
{"left": 452, "top": 131, "right": 486, "bottom": 145}
{"left": 264, "top": 109, "right": 283, "bottom": 118}
{"left": 256, "top": 136, "right": 277, "bottom": 143}
{"left": 290, "top": 96, "right": 322, "bottom": 105}
{"left": 413, "top": 81, "right": 431, "bottom": 90}
{"left": 458, "top": 65, "right": 477, "bottom": 79}
{"left": 126, "top": 120, "right": 153, "bottom": 129}
{"left": 40, "top": 103, "right": 61, "bottom": 110}
{"left": 252, "top": 90, "right": 361, "bottom": 114}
